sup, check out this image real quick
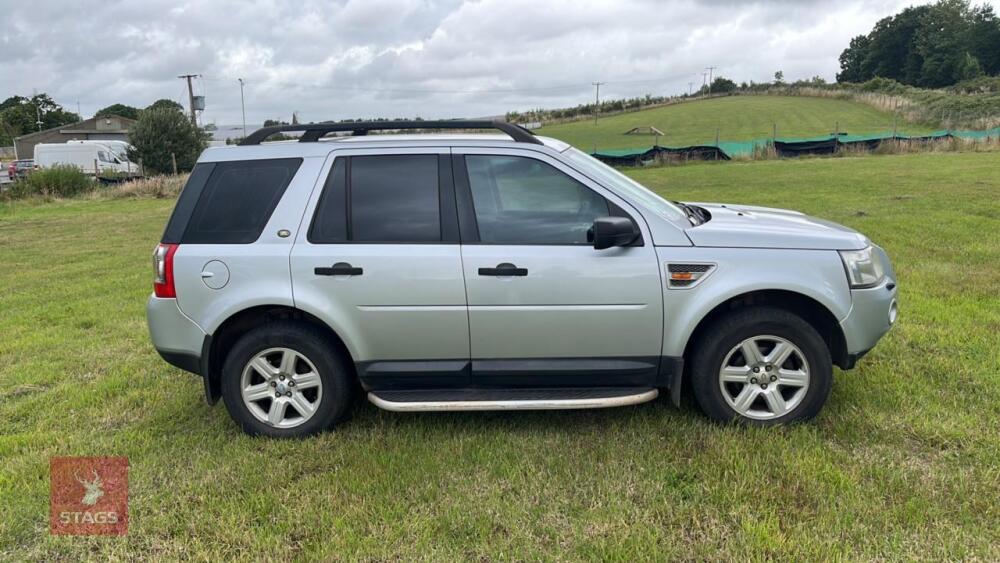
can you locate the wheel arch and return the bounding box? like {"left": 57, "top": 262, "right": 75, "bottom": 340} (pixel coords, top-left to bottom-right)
{"left": 681, "top": 289, "right": 850, "bottom": 374}
{"left": 203, "top": 305, "right": 355, "bottom": 405}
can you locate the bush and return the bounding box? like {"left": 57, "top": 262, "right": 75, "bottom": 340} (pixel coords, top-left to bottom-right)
{"left": 129, "top": 107, "right": 209, "bottom": 174}
{"left": 13, "top": 165, "right": 94, "bottom": 198}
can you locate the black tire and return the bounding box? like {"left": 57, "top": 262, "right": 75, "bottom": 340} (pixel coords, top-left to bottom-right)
{"left": 220, "top": 321, "right": 353, "bottom": 437}
{"left": 690, "top": 307, "right": 832, "bottom": 425}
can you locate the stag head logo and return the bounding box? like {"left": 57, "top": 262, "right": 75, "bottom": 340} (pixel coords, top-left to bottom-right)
{"left": 75, "top": 469, "right": 105, "bottom": 506}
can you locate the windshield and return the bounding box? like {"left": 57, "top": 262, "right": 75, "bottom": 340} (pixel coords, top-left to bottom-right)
{"left": 563, "top": 147, "right": 688, "bottom": 223}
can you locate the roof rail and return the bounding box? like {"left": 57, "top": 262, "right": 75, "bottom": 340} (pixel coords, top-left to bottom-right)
{"left": 240, "top": 120, "right": 543, "bottom": 146}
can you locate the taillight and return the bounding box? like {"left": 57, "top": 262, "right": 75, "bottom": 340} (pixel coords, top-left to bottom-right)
{"left": 153, "top": 243, "right": 179, "bottom": 298}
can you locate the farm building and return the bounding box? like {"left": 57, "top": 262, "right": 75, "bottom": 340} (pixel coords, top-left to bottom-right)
{"left": 14, "top": 115, "right": 136, "bottom": 159}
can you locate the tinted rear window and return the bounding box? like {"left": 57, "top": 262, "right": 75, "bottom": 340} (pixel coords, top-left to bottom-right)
{"left": 351, "top": 155, "right": 440, "bottom": 242}
{"left": 309, "top": 155, "right": 441, "bottom": 243}
{"left": 308, "top": 158, "right": 348, "bottom": 243}
{"left": 179, "top": 158, "right": 302, "bottom": 244}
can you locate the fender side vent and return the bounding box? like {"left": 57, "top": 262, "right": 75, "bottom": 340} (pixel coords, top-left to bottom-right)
{"left": 666, "top": 263, "right": 716, "bottom": 289}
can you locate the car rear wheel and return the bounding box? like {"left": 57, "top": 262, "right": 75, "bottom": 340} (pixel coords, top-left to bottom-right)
{"left": 220, "top": 322, "right": 352, "bottom": 437}
{"left": 691, "top": 307, "right": 832, "bottom": 425}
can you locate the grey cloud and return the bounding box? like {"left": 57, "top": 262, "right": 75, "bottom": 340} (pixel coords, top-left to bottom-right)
{"left": 3, "top": 0, "right": 996, "bottom": 124}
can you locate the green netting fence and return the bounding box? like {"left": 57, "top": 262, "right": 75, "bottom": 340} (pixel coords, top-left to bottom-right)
{"left": 591, "top": 127, "right": 1000, "bottom": 165}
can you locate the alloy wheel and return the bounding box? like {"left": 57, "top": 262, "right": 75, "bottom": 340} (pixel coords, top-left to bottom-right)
{"left": 240, "top": 347, "right": 323, "bottom": 428}
{"left": 718, "top": 335, "right": 810, "bottom": 420}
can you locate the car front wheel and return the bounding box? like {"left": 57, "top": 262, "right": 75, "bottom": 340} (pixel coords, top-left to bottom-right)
{"left": 691, "top": 307, "right": 832, "bottom": 425}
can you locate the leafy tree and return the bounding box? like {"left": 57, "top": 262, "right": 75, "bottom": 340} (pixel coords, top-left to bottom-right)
{"left": 916, "top": 0, "right": 974, "bottom": 87}
{"left": 0, "top": 95, "right": 29, "bottom": 112}
{"left": 837, "top": 35, "right": 871, "bottom": 82}
{"left": 958, "top": 52, "right": 984, "bottom": 80}
{"left": 0, "top": 93, "right": 79, "bottom": 145}
{"left": 773, "top": 71, "right": 784, "bottom": 84}
{"left": 95, "top": 103, "right": 141, "bottom": 120}
{"left": 967, "top": 4, "right": 1000, "bottom": 75}
{"left": 263, "top": 119, "right": 289, "bottom": 127}
{"left": 837, "top": 0, "right": 1000, "bottom": 87}
{"left": 129, "top": 108, "right": 209, "bottom": 174}
{"left": 709, "top": 76, "right": 738, "bottom": 94}
{"left": 861, "top": 6, "right": 929, "bottom": 84}
{"left": 146, "top": 99, "right": 185, "bottom": 113}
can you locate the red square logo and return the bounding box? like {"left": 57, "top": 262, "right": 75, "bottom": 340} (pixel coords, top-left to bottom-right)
{"left": 50, "top": 456, "right": 128, "bottom": 535}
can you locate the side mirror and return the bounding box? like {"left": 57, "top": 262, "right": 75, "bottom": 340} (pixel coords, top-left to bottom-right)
{"left": 589, "top": 216, "right": 638, "bottom": 250}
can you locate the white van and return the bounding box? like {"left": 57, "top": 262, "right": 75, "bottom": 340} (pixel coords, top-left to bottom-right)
{"left": 35, "top": 142, "right": 141, "bottom": 177}
{"left": 68, "top": 140, "right": 134, "bottom": 163}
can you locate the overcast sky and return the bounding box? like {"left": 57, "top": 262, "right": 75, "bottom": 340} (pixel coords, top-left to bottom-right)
{"left": 2, "top": 0, "right": 999, "bottom": 125}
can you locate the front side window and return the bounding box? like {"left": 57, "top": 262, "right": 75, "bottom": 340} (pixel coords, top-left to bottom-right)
{"left": 563, "top": 147, "right": 687, "bottom": 223}
{"left": 465, "top": 155, "right": 608, "bottom": 245}
{"left": 309, "top": 154, "right": 441, "bottom": 243}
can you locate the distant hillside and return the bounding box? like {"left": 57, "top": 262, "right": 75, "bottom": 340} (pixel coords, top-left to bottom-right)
{"left": 537, "top": 95, "right": 933, "bottom": 152}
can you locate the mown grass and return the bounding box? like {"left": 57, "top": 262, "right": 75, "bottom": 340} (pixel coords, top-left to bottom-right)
{"left": 539, "top": 95, "right": 935, "bottom": 152}
{"left": 1, "top": 152, "right": 999, "bottom": 560}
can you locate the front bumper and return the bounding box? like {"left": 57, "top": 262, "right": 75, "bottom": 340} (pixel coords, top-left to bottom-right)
{"left": 840, "top": 276, "right": 898, "bottom": 358}
{"left": 147, "top": 295, "right": 207, "bottom": 376}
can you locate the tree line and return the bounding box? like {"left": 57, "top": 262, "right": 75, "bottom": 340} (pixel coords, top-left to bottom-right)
{"left": 838, "top": 0, "right": 1000, "bottom": 88}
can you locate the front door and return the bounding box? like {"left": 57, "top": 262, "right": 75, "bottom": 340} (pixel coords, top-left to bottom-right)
{"left": 453, "top": 149, "right": 664, "bottom": 387}
{"left": 290, "top": 148, "right": 470, "bottom": 389}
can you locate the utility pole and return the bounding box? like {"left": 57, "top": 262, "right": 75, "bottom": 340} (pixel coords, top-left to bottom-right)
{"left": 238, "top": 78, "right": 247, "bottom": 139}
{"left": 705, "top": 66, "right": 717, "bottom": 98}
{"left": 178, "top": 74, "right": 201, "bottom": 125}
{"left": 591, "top": 81, "right": 605, "bottom": 125}
{"left": 701, "top": 72, "right": 708, "bottom": 96}
{"left": 688, "top": 82, "right": 694, "bottom": 96}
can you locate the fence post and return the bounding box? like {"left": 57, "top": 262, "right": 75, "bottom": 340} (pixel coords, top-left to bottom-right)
{"left": 715, "top": 129, "right": 720, "bottom": 161}
{"left": 171, "top": 153, "right": 178, "bottom": 175}
{"left": 94, "top": 159, "right": 99, "bottom": 178}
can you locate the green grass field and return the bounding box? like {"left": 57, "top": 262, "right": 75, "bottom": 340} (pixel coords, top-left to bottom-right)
{"left": 2, "top": 152, "right": 999, "bottom": 560}
{"left": 539, "top": 95, "right": 936, "bottom": 152}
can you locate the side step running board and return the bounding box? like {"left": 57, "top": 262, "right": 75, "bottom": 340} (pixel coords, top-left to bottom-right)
{"left": 368, "top": 387, "right": 658, "bottom": 412}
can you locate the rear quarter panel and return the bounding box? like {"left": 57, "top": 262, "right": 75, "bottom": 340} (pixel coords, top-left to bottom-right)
{"left": 173, "top": 156, "right": 325, "bottom": 333}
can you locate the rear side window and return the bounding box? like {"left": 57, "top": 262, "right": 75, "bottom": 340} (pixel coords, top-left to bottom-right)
{"left": 309, "top": 154, "right": 443, "bottom": 243}
{"left": 179, "top": 158, "right": 302, "bottom": 244}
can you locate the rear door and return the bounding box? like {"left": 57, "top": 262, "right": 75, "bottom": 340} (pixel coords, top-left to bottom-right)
{"left": 453, "top": 148, "right": 664, "bottom": 387}
{"left": 290, "top": 148, "right": 470, "bottom": 389}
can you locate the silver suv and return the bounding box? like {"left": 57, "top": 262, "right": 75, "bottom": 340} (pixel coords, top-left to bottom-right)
{"left": 147, "top": 121, "right": 897, "bottom": 437}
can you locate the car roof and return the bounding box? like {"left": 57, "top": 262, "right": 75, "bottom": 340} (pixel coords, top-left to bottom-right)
{"left": 199, "top": 133, "right": 570, "bottom": 162}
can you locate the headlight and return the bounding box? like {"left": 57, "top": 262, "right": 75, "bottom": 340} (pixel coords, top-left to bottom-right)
{"left": 839, "top": 246, "right": 886, "bottom": 288}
